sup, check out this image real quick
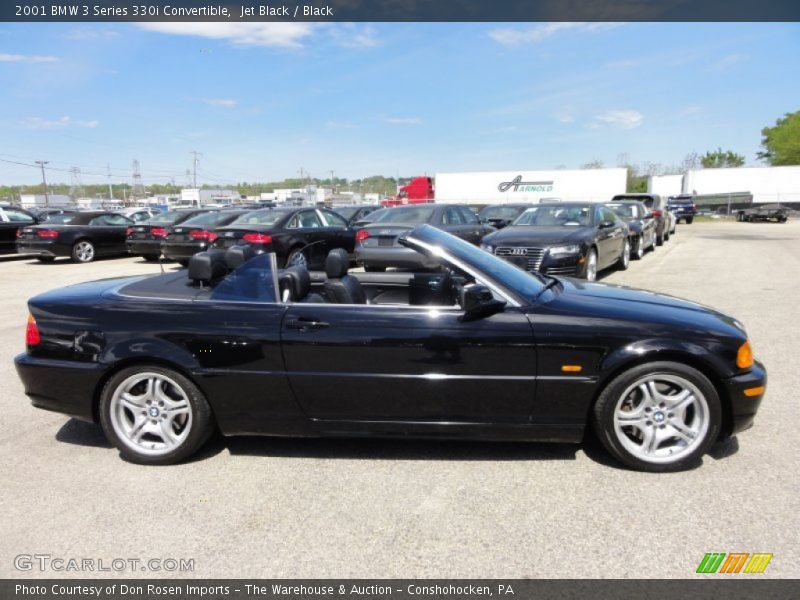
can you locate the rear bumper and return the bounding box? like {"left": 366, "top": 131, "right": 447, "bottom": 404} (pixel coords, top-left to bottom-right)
{"left": 722, "top": 359, "right": 767, "bottom": 435}
{"left": 16, "top": 240, "right": 67, "bottom": 257}
{"left": 162, "top": 241, "right": 207, "bottom": 261}
{"left": 126, "top": 240, "right": 162, "bottom": 256}
{"left": 356, "top": 246, "right": 438, "bottom": 269}
{"left": 14, "top": 353, "right": 105, "bottom": 422}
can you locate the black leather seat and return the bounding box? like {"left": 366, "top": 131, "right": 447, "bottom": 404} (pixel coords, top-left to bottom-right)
{"left": 225, "top": 244, "right": 256, "bottom": 270}
{"left": 324, "top": 248, "right": 366, "bottom": 304}
{"left": 188, "top": 249, "right": 228, "bottom": 284}
{"left": 280, "top": 266, "right": 325, "bottom": 303}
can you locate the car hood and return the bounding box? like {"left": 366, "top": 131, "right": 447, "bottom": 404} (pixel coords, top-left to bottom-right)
{"left": 483, "top": 225, "right": 590, "bottom": 246}
{"left": 550, "top": 278, "right": 746, "bottom": 337}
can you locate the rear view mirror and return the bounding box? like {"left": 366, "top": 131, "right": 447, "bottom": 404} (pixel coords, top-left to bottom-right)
{"left": 599, "top": 220, "right": 615, "bottom": 229}
{"left": 459, "top": 284, "right": 506, "bottom": 322}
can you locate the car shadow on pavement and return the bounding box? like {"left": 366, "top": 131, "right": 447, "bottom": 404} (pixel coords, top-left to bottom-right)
{"left": 56, "top": 419, "right": 112, "bottom": 448}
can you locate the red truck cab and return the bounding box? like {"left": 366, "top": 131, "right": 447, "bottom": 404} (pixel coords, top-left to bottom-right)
{"left": 382, "top": 176, "right": 435, "bottom": 207}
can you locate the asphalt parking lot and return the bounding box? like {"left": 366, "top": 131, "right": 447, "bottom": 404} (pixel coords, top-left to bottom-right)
{"left": 1, "top": 220, "right": 798, "bottom": 579}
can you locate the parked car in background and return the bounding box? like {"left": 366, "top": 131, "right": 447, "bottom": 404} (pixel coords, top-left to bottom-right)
{"left": 737, "top": 204, "right": 789, "bottom": 223}
{"left": 332, "top": 205, "right": 381, "bottom": 227}
{"left": 481, "top": 202, "right": 630, "bottom": 281}
{"left": 355, "top": 204, "right": 496, "bottom": 271}
{"left": 0, "top": 205, "right": 39, "bottom": 254}
{"left": 27, "top": 208, "right": 77, "bottom": 223}
{"left": 16, "top": 211, "right": 133, "bottom": 263}
{"left": 212, "top": 207, "right": 356, "bottom": 269}
{"left": 162, "top": 210, "right": 252, "bottom": 265}
{"left": 14, "top": 224, "right": 766, "bottom": 471}
{"left": 116, "top": 207, "right": 163, "bottom": 223}
{"left": 605, "top": 201, "right": 657, "bottom": 260}
{"left": 478, "top": 203, "right": 534, "bottom": 229}
{"left": 126, "top": 208, "right": 216, "bottom": 261}
{"left": 666, "top": 195, "right": 697, "bottom": 224}
{"left": 611, "top": 193, "right": 672, "bottom": 245}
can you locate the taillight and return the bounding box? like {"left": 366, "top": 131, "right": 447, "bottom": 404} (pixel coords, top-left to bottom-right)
{"left": 651, "top": 210, "right": 662, "bottom": 218}
{"left": 37, "top": 230, "right": 59, "bottom": 239}
{"left": 189, "top": 230, "right": 218, "bottom": 242}
{"left": 151, "top": 227, "right": 168, "bottom": 238}
{"left": 16, "top": 229, "right": 23, "bottom": 238}
{"left": 26, "top": 314, "right": 40, "bottom": 346}
{"left": 242, "top": 233, "right": 272, "bottom": 244}
{"left": 355, "top": 229, "right": 370, "bottom": 242}
{"left": 126, "top": 227, "right": 135, "bottom": 236}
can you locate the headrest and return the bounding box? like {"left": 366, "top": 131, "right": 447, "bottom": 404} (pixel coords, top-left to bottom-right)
{"left": 283, "top": 266, "right": 311, "bottom": 301}
{"left": 325, "top": 248, "right": 349, "bottom": 279}
{"left": 188, "top": 249, "right": 228, "bottom": 283}
{"left": 225, "top": 244, "right": 256, "bottom": 270}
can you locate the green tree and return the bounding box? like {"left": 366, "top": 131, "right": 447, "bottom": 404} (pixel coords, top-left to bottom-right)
{"left": 701, "top": 148, "right": 745, "bottom": 168}
{"left": 758, "top": 110, "right": 800, "bottom": 165}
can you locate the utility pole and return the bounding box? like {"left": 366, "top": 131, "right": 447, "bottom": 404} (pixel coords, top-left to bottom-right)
{"left": 106, "top": 164, "right": 114, "bottom": 201}
{"left": 35, "top": 160, "right": 49, "bottom": 207}
{"left": 329, "top": 170, "right": 335, "bottom": 193}
{"left": 298, "top": 167, "right": 305, "bottom": 187}
{"left": 191, "top": 151, "right": 201, "bottom": 189}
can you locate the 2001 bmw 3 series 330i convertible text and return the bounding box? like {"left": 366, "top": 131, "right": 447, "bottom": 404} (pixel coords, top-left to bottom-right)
{"left": 14, "top": 225, "right": 766, "bottom": 471}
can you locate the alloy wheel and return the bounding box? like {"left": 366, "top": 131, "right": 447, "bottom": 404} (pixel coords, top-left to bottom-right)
{"left": 612, "top": 373, "right": 709, "bottom": 464}
{"left": 635, "top": 237, "right": 644, "bottom": 259}
{"left": 288, "top": 250, "right": 307, "bottom": 267}
{"left": 585, "top": 250, "right": 597, "bottom": 281}
{"left": 74, "top": 241, "right": 95, "bottom": 262}
{"left": 622, "top": 239, "right": 630, "bottom": 268}
{"left": 108, "top": 372, "right": 193, "bottom": 456}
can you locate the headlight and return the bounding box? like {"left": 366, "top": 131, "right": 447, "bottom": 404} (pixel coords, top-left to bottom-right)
{"left": 480, "top": 243, "right": 494, "bottom": 254}
{"left": 548, "top": 244, "right": 580, "bottom": 256}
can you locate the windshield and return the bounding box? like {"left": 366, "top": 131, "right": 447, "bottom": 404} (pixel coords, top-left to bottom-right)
{"left": 230, "top": 209, "right": 292, "bottom": 226}
{"left": 607, "top": 203, "right": 639, "bottom": 219}
{"left": 151, "top": 210, "right": 194, "bottom": 225}
{"left": 513, "top": 205, "right": 592, "bottom": 227}
{"left": 374, "top": 205, "right": 436, "bottom": 224}
{"left": 407, "top": 225, "right": 545, "bottom": 302}
{"left": 481, "top": 206, "right": 527, "bottom": 220}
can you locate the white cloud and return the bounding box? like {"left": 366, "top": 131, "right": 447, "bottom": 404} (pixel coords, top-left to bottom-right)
{"left": 138, "top": 22, "right": 316, "bottom": 49}
{"left": 21, "top": 116, "right": 98, "bottom": 130}
{"left": 329, "top": 24, "right": 379, "bottom": 48}
{"left": 65, "top": 28, "right": 119, "bottom": 41}
{"left": 0, "top": 53, "right": 59, "bottom": 63}
{"left": 199, "top": 98, "right": 239, "bottom": 108}
{"left": 555, "top": 112, "right": 576, "bottom": 124}
{"left": 489, "top": 22, "right": 623, "bottom": 46}
{"left": 385, "top": 117, "right": 423, "bottom": 125}
{"left": 714, "top": 53, "right": 748, "bottom": 69}
{"left": 592, "top": 110, "right": 643, "bottom": 129}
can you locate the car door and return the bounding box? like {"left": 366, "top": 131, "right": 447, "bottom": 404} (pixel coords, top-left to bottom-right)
{"left": 318, "top": 209, "right": 355, "bottom": 254}
{"left": 594, "top": 206, "right": 623, "bottom": 269}
{"left": 280, "top": 301, "right": 537, "bottom": 424}
{"left": 88, "top": 214, "right": 132, "bottom": 255}
{"left": 442, "top": 205, "right": 470, "bottom": 239}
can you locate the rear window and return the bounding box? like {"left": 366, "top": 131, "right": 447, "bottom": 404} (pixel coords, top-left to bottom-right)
{"left": 179, "top": 211, "right": 226, "bottom": 228}
{"left": 151, "top": 211, "right": 195, "bottom": 225}
{"left": 606, "top": 203, "right": 640, "bottom": 219}
{"left": 374, "top": 206, "right": 436, "bottom": 224}
{"left": 230, "top": 209, "right": 293, "bottom": 226}
{"left": 46, "top": 214, "right": 78, "bottom": 224}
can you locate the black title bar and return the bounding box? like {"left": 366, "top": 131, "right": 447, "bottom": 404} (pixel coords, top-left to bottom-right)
{"left": 3, "top": 0, "right": 800, "bottom": 22}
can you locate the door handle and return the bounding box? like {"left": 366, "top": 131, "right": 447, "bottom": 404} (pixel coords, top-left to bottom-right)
{"left": 285, "top": 318, "right": 330, "bottom": 332}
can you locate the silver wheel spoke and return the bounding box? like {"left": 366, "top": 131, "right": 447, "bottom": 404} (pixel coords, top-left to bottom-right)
{"left": 666, "top": 389, "right": 694, "bottom": 413}
{"left": 159, "top": 419, "right": 178, "bottom": 446}
{"left": 669, "top": 420, "right": 697, "bottom": 444}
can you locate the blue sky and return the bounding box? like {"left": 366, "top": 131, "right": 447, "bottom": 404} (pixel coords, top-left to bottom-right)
{"left": 0, "top": 22, "right": 798, "bottom": 185}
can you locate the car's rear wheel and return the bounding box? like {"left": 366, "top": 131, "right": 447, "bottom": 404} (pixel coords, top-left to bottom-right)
{"left": 286, "top": 247, "right": 307, "bottom": 268}
{"left": 143, "top": 254, "right": 161, "bottom": 262}
{"left": 99, "top": 365, "right": 215, "bottom": 465}
{"left": 581, "top": 248, "right": 598, "bottom": 281}
{"left": 617, "top": 238, "right": 630, "bottom": 270}
{"left": 71, "top": 240, "right": 95, "bottom": 263}
{"left": 592, "top": 361, "right": 721, "bottom": 472}
{"left": 686, "top": 217, "right": 694, "bottom": 225}
{"left": 632, "top": 236, "right": 644, "bottom": 260}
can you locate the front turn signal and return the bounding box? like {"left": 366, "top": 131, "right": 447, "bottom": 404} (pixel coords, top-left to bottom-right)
{"left": 736, "top": 341, "right": 753, "bottom": 369}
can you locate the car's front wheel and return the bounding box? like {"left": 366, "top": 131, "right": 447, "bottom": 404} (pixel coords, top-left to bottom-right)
{"left": 71, "top": 240, "right": 95, "bottom": 263}
{"left": 632, "top": 236, "right": 644, "bottom": 260}
{"left": 99, "top": 365, "right": 215, "bottom": 465}
{"left": 592, "top": 361, "right": 721, "bottom": 472}
{"left": 686, "top": 217, "right": 694, "bottom": 225}
{"left": 617, "top": 238, "right": 630, "bottom": 270}
{"left": 581, "top": 248, "right": 598, "bottom": 281}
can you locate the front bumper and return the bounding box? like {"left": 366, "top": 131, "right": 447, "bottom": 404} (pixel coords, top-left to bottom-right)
{"left": 14, "top": 353, "right": 105, "bottom": 422}
{"left": 126, "top": 239, "right": 163, "bottom": 256}
{"left": 722, "top": 359, "right": 767, "bottom": 435}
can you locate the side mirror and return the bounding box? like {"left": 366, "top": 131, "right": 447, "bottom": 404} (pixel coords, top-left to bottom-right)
{"left": 599, "top": 220, "right": 615, "bottom": 229}
{"left": 459, "top": 284, "right": 506, "bottom": 322}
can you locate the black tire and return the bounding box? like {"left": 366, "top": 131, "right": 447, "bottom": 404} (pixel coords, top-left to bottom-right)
{"left": 71, "top": 239, "right": 95, "bottom": 263}
{"left": 143, "top": 254, "right": 161, "bottom": 262}
{"left": 36, "top": 256, "right": 56, "bottom": 263}
{"left": 364, "top": 265, "right": 386, "bottom": 272}
{"left": 178, "top": 259, "right": 189, "bottom": 267}
{"left": 99, "top": 364, "right": 215, "bottom": 465}
{"left": 656, "top": 228, "right": 664, "bottom": 246}
{"left": 617, "top": 238, "right": 630, "bottom": 271}
{"left": 632, "top": 236, "right": 643, "bottom": 260}
{"left": 686, "top": 217, "right": 694, "bottom": 224}
{"left": 592, "top": 361, "right": 722, "bottom": 472}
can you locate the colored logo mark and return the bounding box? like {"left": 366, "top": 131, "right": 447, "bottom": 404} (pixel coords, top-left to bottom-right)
{"left": 696, "top": 552, "right": 773, "bottom": 574}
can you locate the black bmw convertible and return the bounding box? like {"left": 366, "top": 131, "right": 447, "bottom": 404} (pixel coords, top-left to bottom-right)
{"left": 14, "top": 225, "right": 765, "bottom": 471}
